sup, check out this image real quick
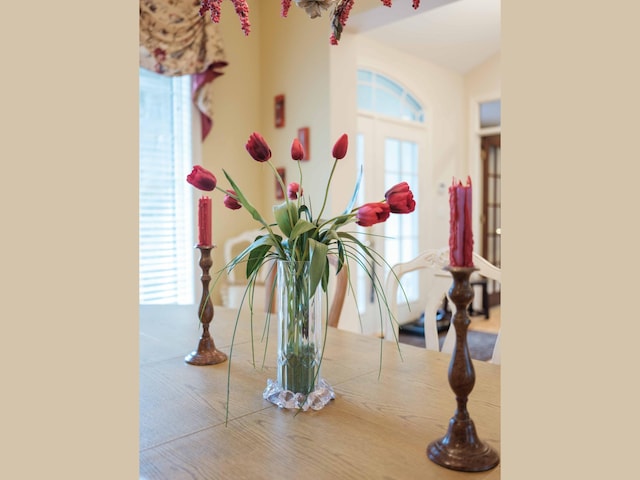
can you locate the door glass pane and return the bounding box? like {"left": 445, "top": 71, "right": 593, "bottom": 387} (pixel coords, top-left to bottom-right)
{"left": 357, "top": 69, "right": 373, "bottom": 82}
{"left": 357, "top": 84, "right": 373, "bottom": 111}
{"left": 356, "top": 134, "right": 369, "bottom": 312}
{"left": 385, "top": 139, "right": 400, "bottom": 171}
{"left": 357, "top": 69, "right": 424, "bottom": 124}
{"left": 404, "top": 94, "right": 423, "bottom": 122}
{"left": 398, "top": 272, "right": 419, "bottom": 304}
{"left": 377, "top": 74, "right": 404, "bottom": 96}
{"left": 488, "top": 174, "right": 495, "bottom": 202}
{"left": 376, "top": 88, "right": 403, "bottom": 118}
{"left": 479, "top": 100, "right": 501, "bottom": 128}
{"left": 384, "top": 137, "right": 420, "bottom": 303}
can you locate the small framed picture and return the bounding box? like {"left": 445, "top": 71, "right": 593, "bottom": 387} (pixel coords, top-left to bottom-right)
{"left": 274, "top": 94, "right": 285, "bottom": 128}
{"left": 275, "top": 167, "right": 286, "bottom": 199}
{"left": 297, "top": 127, "right": 310, "bottom": 161}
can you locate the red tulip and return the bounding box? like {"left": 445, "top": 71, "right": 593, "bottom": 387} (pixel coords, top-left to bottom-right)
{"left": 385, "top": 182, "right": 416, "bottom": 214}
{"left": 287, "top": 182, "right": 302, "bottom": 200}
{"left": 291, "top": 138, "right": 305, "bottom": 161}
{"left": 332, "top": 133, "right": 348, "bottom": 160}
{"left": 245, "top": 132, "right": 272, "bottom": 162}
{"left": 356, "top": 202, "right": 391, "bottom": 227}
{"left": 223, "top": 190, "right": 242, "bottom": 210}
{"left": 186, "top": 165, "right": 217, "bottom": 191}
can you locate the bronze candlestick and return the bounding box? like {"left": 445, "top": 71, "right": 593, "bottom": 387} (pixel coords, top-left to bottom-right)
{"left": 185, "top": 245, "right": 227, "bottom": 366}
{"left": 427, "top": 266, "right": 499, "bottom": 472}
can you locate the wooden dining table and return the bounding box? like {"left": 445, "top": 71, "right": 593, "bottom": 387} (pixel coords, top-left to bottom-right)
{"left": 140, "top": 304, "right": 501, "bottom": 479}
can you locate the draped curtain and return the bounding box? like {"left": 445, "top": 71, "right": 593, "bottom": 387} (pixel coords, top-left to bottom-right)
{"left": 140, "top": 0, "right": 228, "bottom": 140}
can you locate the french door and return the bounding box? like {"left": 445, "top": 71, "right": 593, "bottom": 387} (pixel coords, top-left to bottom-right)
{"left": 481, "top": 134, "right": 501, "bottom": 306}
{"left": 356, "top": 115, "right": 426, "bottom": 335}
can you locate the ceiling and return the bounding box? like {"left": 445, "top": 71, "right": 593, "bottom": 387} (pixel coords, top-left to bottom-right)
{"left": 346, "top": 0, "right": 501, "bottom": 74}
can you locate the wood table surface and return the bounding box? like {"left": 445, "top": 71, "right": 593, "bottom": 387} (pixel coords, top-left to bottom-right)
{"left": 140, "top": 305, "right": 501, "bottom": 479}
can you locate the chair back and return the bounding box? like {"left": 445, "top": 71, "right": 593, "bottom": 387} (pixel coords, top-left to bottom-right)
{"left": 384, "top": 248, "right": 501, "bottom": 364}
{"left": 222, "top": 230, "right": 273, "bottom": 311}
{"left": 223, "top": 229, "right": 270, "bottom": 285}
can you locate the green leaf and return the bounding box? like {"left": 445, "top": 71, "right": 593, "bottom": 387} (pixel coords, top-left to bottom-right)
{"left": 337, "top": 231, "right": 377, "bottom": 260}
{"left": 308, "top": 238, "right": 328, "bottom": 294}
{"left": 273, "top": 201, "right": 298, "bottom": 237}
{"left": 321, "top": 259, "right": 330, "bottom": 291}
{"left": 329, "top": 213, "right": 355, "bottom": 228}
{"left": 336, "top": 240, "right": 346, "bottom": 274}
{"left": 223, "top": 170, "right": 268, "bottom": 227}
{"left": 247, "top": 244, "right": 273, "bottom": 278}
{"left": 227, "top": 234, "right": 276, "bottom": 273}
{"left": 290, "top": 219, "right": 316, "bottom": 240}
{"left": 299, "top": 204, "right": 312, "bottom": 221}
{"left": 343, "top": 164, "right": 364, "bottom": 214}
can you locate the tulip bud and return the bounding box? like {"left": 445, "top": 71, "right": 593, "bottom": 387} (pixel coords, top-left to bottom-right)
{"left": 384, "top": 182, "right": 416, "bottom": 214}
{"left": 223, "top": 190, "right": 242, "bottom": 210}
{"left": 332, "top": 133, "right": 348, "bottom": 160}
{"left": 356, "top": 202, "right": 391, "bottom": 227}
{"left": 291, "top": 138, "right": 305, "bottom": 161}
{"left": 186, "top": 165, "right": 217, "bottom": 191}
{"left": 287, "top": 182, "right": 302, "bottom": 200}
{"left": 245, "top": 132, "right": 272, "bottom": 162}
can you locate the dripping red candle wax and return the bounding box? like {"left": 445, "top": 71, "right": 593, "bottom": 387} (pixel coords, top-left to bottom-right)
{"left": 198, "top": 196, "right": 212, "bottom": 246}
{"left": 448, "top": 176, "right": 474, "bottom": 267}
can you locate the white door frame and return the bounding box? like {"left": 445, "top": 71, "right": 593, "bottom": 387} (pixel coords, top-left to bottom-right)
{"left": 352, "top": 113, "right": 428, "bottom": 336}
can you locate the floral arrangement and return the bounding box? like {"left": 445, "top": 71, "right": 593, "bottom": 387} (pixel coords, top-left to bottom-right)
{"left": 198, "top": 0, "right": 422, "bottom": 44}
{"left": 187, "top": 132, "right": 415, "bottom": 311}
{"left": 187, "top": 131, "right": 415, "bottom": 412}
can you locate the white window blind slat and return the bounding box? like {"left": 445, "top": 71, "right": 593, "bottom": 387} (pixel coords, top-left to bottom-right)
{"left": 139, "top": 68, "right": 195, "bottom": 305}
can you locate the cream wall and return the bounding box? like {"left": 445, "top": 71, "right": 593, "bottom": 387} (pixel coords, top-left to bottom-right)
{"left": 201, "top": 0, "right": 338, "bottom": 305}
{"left": 465, "top": 52, "right": 501, "bottom": 258}
{"left": 256, "top": 2, "right": 334, "bottom": 212}
{"left": 327, "top": 33, "right": 469, "bottom": 334}
{"left": 197, "top": 0, "right": 264, "bottom": 304}
{"left": 348, "top": 34, "right": 467, "bottom": 254}
{"left": 201, "top": 2, "right": 500, "bottom": 314}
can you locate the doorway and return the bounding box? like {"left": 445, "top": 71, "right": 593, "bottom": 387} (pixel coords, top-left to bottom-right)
{"left": 356, "top": 115, "right": 426, "bottom": 333}
{"left": 480, "top": 133, "right": 501, "bottom": 306}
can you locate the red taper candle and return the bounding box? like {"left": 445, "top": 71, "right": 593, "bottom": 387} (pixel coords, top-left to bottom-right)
{"left": 197, "top": 196, "right": 212, "bottom": 246}
{"left": 448, "top": 176, "right": 474, "bottom": 267}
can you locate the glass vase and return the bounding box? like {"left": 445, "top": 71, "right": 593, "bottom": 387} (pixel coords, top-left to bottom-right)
{"left": 262, "top": 260, "right": 335, "bottom": 410}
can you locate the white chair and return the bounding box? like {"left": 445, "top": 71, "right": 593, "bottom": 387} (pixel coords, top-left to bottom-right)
{"left": 384, "top": 247, "right": 501, "bottom": 364}
{"left": 223, "top": 230, "right": 348, "bottom": 323}
{"left": 222, "top": 229, "right": 274, "bottom": 312}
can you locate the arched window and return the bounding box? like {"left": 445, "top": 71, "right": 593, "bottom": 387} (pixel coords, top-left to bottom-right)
{"left": 357, "top": 69, "right": 424, "bottom": 123}
{"left": 355, "top": 70, "right": 426, "bottom": 330}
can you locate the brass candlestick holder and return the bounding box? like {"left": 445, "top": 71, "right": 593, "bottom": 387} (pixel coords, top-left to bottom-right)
{"left": 427, "top": 266, "right": 499, "bottom": 472}
{"left": 185, "top": 245, "right": 227, "bottom": 366}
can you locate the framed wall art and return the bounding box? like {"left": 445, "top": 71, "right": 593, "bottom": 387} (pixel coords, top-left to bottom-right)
{"left": 297, "top": 127, "right": 310, "bottom": 160}
{"left": 274, "top": 94, "right": 285, "bottom": 128}
{"left": 275, "top": 167, "right": 286, "bottom": 199}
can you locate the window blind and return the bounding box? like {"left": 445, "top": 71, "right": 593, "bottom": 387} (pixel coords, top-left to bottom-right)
{"left": 139, "top": 68, "right": 195, "bottom": 304}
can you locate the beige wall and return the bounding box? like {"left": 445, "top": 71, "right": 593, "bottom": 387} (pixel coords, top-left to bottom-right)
{"left": 201, "top": 2, "right": 500, "bottom": 309}
{"left": 256, "top": 2, "right": 336, "bottom": 212}
{"left": 197, "top": 0, "right": 263, "bottom": 304}
{"left": 465, "top": 52, "right": 501, "bottom": 258}
{"left": 348, "top": 34, "right": 467, "bottom": 252}
{"left": 201, "top": 0, "right": 338, "bottom": 304}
